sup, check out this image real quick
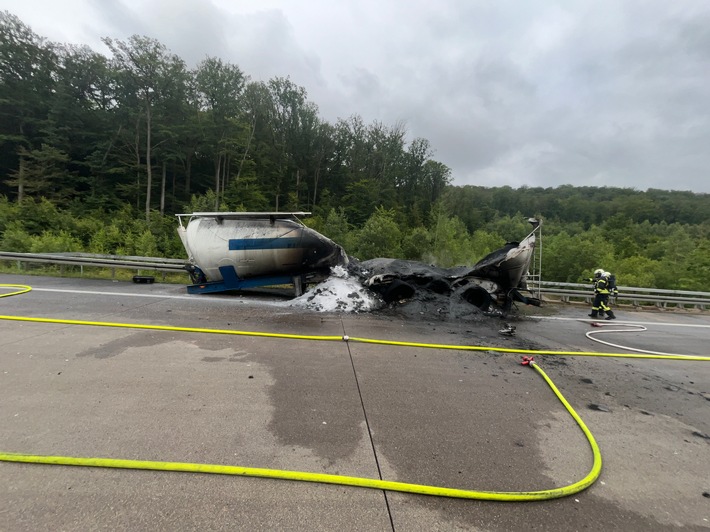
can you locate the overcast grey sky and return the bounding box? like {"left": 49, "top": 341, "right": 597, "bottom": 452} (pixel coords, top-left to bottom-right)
{"left": 3, "top": 0, "right": 710, "bottom": 193}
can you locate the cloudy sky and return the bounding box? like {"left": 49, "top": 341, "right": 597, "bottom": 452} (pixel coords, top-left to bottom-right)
{"left": 3, "top": 0, "right": 710, "bottom": 193}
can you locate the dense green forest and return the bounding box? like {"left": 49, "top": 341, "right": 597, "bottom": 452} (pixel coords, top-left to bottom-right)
{"left": 1, "top": 12, "right": 709, "bottom": 291}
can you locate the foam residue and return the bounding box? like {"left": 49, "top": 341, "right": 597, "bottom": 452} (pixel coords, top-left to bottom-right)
{"left": 287, "top": 265, "right": 384, "bottom": 313}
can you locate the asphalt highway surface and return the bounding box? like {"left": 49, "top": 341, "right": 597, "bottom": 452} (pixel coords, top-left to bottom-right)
{"left": 1, "top": 274, "right": 709, "bottom": 531}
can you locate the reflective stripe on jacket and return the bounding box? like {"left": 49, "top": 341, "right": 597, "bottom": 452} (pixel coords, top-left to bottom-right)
{"left": 594, "top": 277, "right": 610, "bottom": 295}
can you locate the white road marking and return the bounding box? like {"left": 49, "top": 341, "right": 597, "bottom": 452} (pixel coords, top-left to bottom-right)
{"left": 29, "top": 287, "right": 254, "bottom": 303}
{"left": 530, "top": 315, "right": 710, "bottom": 329}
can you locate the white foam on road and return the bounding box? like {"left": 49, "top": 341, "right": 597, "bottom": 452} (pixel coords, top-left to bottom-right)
{"left": 286, "top": 266, "right": 383, "bottom": 313}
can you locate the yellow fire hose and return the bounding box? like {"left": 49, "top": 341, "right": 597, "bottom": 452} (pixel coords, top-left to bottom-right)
{"left": 0, "top": 283, "right": 707, "bottom": 501}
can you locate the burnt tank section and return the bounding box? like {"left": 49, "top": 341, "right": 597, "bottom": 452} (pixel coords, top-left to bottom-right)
{"left": 348, "top": 220, "right": 541, "bottom": 313}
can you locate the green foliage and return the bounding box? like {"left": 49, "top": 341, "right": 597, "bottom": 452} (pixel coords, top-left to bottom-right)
{"left": 614, "top": 255, "right": 659, "bottom": 289}
{"left": 469, "top": 230, "right": 504, "bottom": 260}
{"left": 1, "top": 221, "right": 32, "bottom": 252}
{"left": 428, "top": 212, "right": 473, "bottom": 267}
{"left": 2, "top": 189, "right": 710, "bottom": 291}
{"left": 343, "top": 179, "right": 380, "bottom": 226}
{"left": 88, "top": 225, "right": 125, "bottom": 254}
{"left": 146, "top": 211, "right": 184, "bottom": 257}
{"left": 11, "top": 197, "right": 62, "bottom": 235}
{"left": 484, "top": 214, "right": 531, "bottom": 242}
{"left": 319, "top": 208, "right": 353, "bottom": 250}
{"left": 28, "top": 230, "right": 82, "bottom": 253}
{"left": 223, "top": 176, "right": 270, "bottom": 212}
{"left": 186, "top": 190, "right": 229, "bottom": 213}
{"left": 351, "top": 207, "right": 402, "bottom": 260}
{"left": 134, "top": 229, "right": 159, "bottom": 257}
{"left": 683, "top": 241, "right": 710, "bottom": 291}
{"left": 0, "top": 195, "right": 12, "bottom": 233}
{"left": 401, "top": 226, "right": 432, "bottom": 261}
{"left": 544, "top": 231, "right": 615, "bottom": 283}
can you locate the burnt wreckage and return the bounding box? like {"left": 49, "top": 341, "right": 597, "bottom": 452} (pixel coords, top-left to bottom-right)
{"left": 176, "top": 212, "right": 541, "bottom": 313}
{"left": 348, "top": 219, "right": 541, "bottom": 313}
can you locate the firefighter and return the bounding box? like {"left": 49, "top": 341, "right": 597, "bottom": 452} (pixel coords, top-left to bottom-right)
{"left": 589, "top": 269, "right": 616, "bottom": 320}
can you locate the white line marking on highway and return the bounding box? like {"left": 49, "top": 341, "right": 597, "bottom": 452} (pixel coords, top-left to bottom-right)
{"left": 531, "top": 315, "right": 710, "bottom": 328}
{"left": 30, "top": 287, "right": 251, "bottom": 303}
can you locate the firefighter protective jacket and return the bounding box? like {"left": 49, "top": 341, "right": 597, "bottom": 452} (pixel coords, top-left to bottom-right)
{"left": 594, "top": 276, "right": 610, "bottom": 295}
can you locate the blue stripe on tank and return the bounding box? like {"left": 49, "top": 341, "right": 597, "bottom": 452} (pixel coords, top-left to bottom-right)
{"left": 228, "top": 237, "right": 301, "bottom": 250}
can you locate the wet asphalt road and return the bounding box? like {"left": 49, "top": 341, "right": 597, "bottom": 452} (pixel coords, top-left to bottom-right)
{"left": 1, "top": 274, "right": 709, "bottom": 531}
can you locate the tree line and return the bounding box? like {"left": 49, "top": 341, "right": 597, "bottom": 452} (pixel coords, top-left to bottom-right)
{"left": 1, "top": 12, "right": 710, "bottom": 292}
{"left": 0, "top": 12, "right": 449, "bottom": 227}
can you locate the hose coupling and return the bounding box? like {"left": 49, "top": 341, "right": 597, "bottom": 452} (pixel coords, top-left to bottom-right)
{"left": 521, "top": 355, "right": 535, "bottom": 366}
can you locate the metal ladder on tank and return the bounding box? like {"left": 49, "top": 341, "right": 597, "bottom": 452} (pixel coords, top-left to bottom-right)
{"left": 526, "top": 218, "right": 543, "bottom": 300}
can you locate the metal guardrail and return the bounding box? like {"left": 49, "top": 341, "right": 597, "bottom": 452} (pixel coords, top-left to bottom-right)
{"left": 1, "top": 251, "right": 709, "bottom": 309}
{"left": 537, "top": 281, "right": 710, "bottom": 310}
{"left": 0, "top": 251, "right": 188, "bottom": 278}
